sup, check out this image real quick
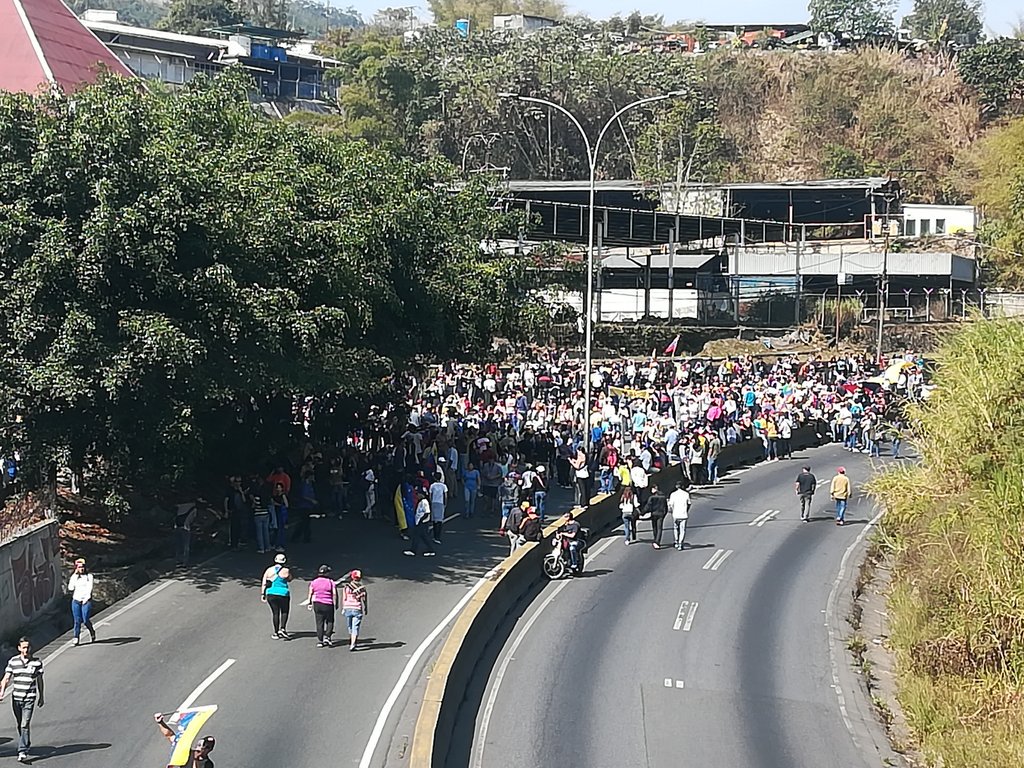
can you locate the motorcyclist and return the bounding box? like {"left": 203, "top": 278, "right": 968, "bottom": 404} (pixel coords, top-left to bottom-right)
{"left": 557, "top": 511, "right": 582, "bottom": 572}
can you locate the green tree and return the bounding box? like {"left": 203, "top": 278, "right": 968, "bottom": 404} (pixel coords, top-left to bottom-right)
{"left": 902, "top": 0, "right": 982, "bottom": 45}
{"left": 958, "top": 38, "right": 1024, "bottom": 118}
{"left": 808, "top": 0, "right": 896, "bottom": 37}
{"left": 159, "top": 0, "right": 241, "bottom": 34}
{"left": 69, "top": 0, "right": 166, "bottom": 27}
{"left": 0, "top": 70, "right": 543, "bottom": 486}
{"left": 970, "top": 116, "right": 1024, "bottom": 285}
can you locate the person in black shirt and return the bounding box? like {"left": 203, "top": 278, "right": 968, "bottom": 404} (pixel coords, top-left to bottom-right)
{"left": 643, "top": 486, "right": 669, "bottom": 549}
{"left": 795, "top": 466, "right": 817, "bottom": 522}
{"left": 557, "top": 512, "right": 582, "bottom": 570}
{"left": 520, "top": 507, "right": 543, "bottom": 543}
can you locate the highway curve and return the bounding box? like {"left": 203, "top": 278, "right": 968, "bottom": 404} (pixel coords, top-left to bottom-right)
{"left": 464, "top": 445, "right": 902, "bottom": 768}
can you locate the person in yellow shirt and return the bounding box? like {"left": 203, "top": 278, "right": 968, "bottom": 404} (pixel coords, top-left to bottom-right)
{"left": 829, "top": 467, "right": 851, "bottom": 526}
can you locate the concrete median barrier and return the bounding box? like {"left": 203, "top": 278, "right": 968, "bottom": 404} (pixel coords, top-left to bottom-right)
{"left": 410, "top": 423, "right": 825, "bottom": 767}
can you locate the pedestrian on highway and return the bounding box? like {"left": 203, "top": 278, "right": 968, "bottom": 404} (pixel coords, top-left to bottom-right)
{"left": 154, "top": 713, "right": 215, "bottom": 768}
{"left": 290, "top": 470, "right": 317, "bottom": 544}
{"left": 307, "top": 565, "right": 338, "bottom": 648}
{"left": 630, "top": 458, "right": 649, "bottom": 507}
{"left": 173, "top": 502, "right": 197, "bottom": 567}
{"left": 223, "top": 475, "right": 250, "bottom": 550}
{"left": 619, "top": 486, "right": 638, "bottom": 545}
{"left": 644, "top": 486, "right": 669, "bottom": 550}
{"left": 462, "top": 462, "right": 480, "bottom": 518}
{"left": 67, "top": 558, "right": 96, "bottom": 646}
{"left": 830, "top": 467, "right": 852, "bottom": 526}
{"left": 505, "top": 502, "right": 526, "bottom": 556}
{"left": 668, "top": 480, "right": 691, "bottom": 551}
{"left": 342, "top": 570, "right": 368, "bottom": 652}
{"left": 519, "top": 506, "right": 543, "bottom": 543}
{"left": 403, "top": 489, "right": 436, "bottom": 557}
{"left": 261, "top": 553, "right": 293, "bottom": 639}
{"left": 0, "top": 637, "right": 44, "bottom": 763}
{"left": 531, "top": 465, "right": 548, "bottom": 522}
{"left": 269, "top": 481, "right": 289, "bottom": 552}
{"left": 429, "top": 472, "right": 448, "bottom": 544}
{"left": 362, "top": 466, "right": 377, "bottom": 519}
{"left": 248, "top": 475, "right": 272, "bottom": 554}
{"left": 795, "top": 466, "right": 817, "bottom": 522}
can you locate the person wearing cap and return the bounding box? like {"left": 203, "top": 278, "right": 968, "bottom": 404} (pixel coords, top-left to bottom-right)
{"left": 307, "top": 565, "right": 338, "bottom": 648}
{"left": 261, "top": 554, "right": 293, "bottom": 639}
{"left": 154, "top": 713, "right": 215, "bottom": 768}
{"left": 67, "top": 558, "right": 96, "bottom": 646}
{"left": 830, "top": 467, "right": 852, "bottom": 526}
{"left": 341, "top": 570, "right": 368, "bottom": 651}
{"left": 519, "top": 506, "right": 543, "bottom": 543}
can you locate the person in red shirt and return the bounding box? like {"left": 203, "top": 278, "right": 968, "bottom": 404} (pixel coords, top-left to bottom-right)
{"left": 266, "top": 466, "right": 291, "bottom": 495}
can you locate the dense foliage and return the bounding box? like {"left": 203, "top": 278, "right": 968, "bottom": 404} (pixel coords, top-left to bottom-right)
{"left": 807, "top": 0, "right": 896, "bottom": 37}
{"left": 871, "top": 319, "right": 1024, "bottom": 767}
{"left": 0, "top": 72, "right": 550, "bottom": 484}
{"left": 902, "top": 0, "right": 983, "bottom": 46}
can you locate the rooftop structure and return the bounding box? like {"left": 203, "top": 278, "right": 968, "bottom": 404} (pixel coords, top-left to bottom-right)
{"left": 0, "top": 0, "right": 133, "bottom": 94}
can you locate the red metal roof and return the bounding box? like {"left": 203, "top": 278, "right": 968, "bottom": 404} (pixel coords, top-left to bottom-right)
{"left": 0, "top": 0, "right": 133, "bottom": 94}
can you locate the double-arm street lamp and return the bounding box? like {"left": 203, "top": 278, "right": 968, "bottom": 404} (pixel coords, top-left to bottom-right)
{"left": 499, "top": 91, "right": 686, "bottom": 456}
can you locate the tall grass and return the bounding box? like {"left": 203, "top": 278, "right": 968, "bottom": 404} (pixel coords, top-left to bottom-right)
{"left": 871, "top": 318, "right": 1024, "bottom": 767}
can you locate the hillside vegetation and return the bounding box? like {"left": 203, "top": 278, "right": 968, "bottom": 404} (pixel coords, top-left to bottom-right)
{"left": 872, "top": 318, "right": 1024, "bottom": 767}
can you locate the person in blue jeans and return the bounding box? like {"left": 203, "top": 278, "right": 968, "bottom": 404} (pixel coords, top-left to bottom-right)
{"left": 532, "top": 466, "right": 548, "bottom": 523}
{"left": 462, "top": 463, "right": 480, "bottom": 518}
{"left": 67, "top": 559, "right": 96, "bottom": 646}
{"left": 830, "top": 467, "right": 851, "bottom": 526}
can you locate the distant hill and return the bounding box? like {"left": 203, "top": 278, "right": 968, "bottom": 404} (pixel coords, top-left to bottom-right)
{"left": 70, "top": 0, "right": 363, "bottom": 36}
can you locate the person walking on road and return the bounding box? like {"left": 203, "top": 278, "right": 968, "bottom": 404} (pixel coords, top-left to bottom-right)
{"left": 261, "top": 553, "right": 293, "bottom": 639}
{"left": 428, "top": 472, "right": 448, "bottom": 544}
{"left": 362, "top": 467, "right": 378, "bottom": 519}
{"left": 505, "top": 502, "right": 526, "bottom": 556}
{"left": 830, "top": 467, "right": 852, "bottom": 526}
{"left": 307, "top": 565, "right": 338, "bottom": 648}
{"left": 795, "top": 466, "right": 817, "bottom": 522}
{"left": 668, "top": 481, "right": 691, "bottom": 551}
{"left": 462, "top": 462, "right": 480, "bottom": 518}
{"left": 269, "top": 482, "right": 289, "bottom": 552}
{"left": 519, "top": 506, "right": 543, "bottom": 544}
{"left": 173, "top": 502, "right": 197, "bottom": 567}
{"left": 154, "top": 713, "right": 215, "bottom": 768}
{"left": 341, "top": 570, "right": 368, "bottom": 652}
{"left": 404, "top": 489, "right": 436, "bottom": 557}
{"left": 619, "top": 486, "right": 638, "bottom": 545}
{"left": 644, "top": 486, "right": 669, "bottom": 550}
{"left": 0, "top": 637, "right": 44, "bottom": 763}
{"left": 68, "top": 558, "right": 96, "bottom": 646}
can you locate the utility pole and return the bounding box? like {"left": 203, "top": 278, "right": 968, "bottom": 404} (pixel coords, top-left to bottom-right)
{"left": 873, "top": 176, "right": 901, "bottom": 363}
{"left": 667, "top": 227, "right": 676, "bottom": 320}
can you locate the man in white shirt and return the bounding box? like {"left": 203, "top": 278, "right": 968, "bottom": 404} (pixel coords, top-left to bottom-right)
{"left": 629, "top": 460, "right": 649, "bottom": 506}
{"left": 668, "top": 481, "right": 691, "bottom": 551}
{"left": 428, "top": 474, "right": 448, "bottom": 544}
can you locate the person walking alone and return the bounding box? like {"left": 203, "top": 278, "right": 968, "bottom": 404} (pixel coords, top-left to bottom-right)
{"left": 307, "top": 565, "right": 338, "bottom": 648}
{"left": 619, "top": 486, "right": 638, "bottom": 545}
{"left": 403, "top": 489, "right": 436, "bottom": 557}
{"left": 830, "top": 466, "right": 852, "bottom": 526}
{"left": 341, "top": 570, "right": 368, "bottom": 651}
{"left": 0, "top": 637, "right": 44, "bottom": 763}
{"left": 668, "top": 481, "right": 691, "bottom": 551}
{"left": 261, "top": 553, "right": 293, "bottom": 639}
{"left": 67, "top": 558, "right": 96, "bottom": 646}
{"left": 428, "top": 472, "right": 448, "bottom": 544}
{"left": 795, "top": 465, "right": 817, "bottom": 522}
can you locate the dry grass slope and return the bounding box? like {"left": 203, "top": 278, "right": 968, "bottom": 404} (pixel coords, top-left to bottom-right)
{"left": 871, "top": 318, "right": 1024, "bottom": 767}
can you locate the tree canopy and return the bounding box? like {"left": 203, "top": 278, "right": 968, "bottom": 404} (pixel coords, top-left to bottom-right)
{"left": 902, "top": 0, "right": 982, "bottom": 45}
{"left": 0, "top": 71, "right": 548, "bottom": 484}
{"left": 808, "top": 0, "right": 896, "bottom": 37}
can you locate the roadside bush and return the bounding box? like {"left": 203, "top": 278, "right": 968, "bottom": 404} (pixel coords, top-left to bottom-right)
{"left": 871, "top": 318, "right": 1024, "bottom": 767}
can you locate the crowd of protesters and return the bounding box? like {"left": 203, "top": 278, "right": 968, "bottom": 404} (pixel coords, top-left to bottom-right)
{"left": 189, "top": 346, "right": 922, "bottom": 561}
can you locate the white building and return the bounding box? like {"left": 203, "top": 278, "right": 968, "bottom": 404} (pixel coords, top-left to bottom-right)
{"left": 900, "top": 203, "right": 977, "bottom": 237}
{"left": 491, "top": 14, "right": 556, "bottom": 32}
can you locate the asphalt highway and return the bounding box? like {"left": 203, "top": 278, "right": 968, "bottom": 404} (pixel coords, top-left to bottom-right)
{"left": 468, "top": 445, "right": 901, "bottom": 768}
{"left": 19, "top": 486, "right": 571, "bottom": 768}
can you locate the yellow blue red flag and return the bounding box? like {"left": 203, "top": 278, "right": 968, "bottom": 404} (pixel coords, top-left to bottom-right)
{"left": 168, "top": 705, "right": 217, "bottom": 766}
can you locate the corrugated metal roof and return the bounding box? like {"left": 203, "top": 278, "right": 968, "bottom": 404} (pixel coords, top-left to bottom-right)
{"left": 0, "top": 0, "right": 134, "bottom": 94}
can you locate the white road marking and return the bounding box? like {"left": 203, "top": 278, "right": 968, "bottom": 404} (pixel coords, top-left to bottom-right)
{"left": 664, "top": 678, "right": 672, "bottom": 687}
{"left": 675, "top": 680, "right": 685, "bottom": 689}
{"left": 682, "top": 602, "right": 699, "bottom": 631}
{"left": 757, "top": 510, "right": 780, "bottom": 527}
{"left": 45, "top": 579, "right": 177, "bottom": 664}
{"left": 673, "top": 600, "right": 698, "bottom": 631}
{"left": 177, "top": 658, "right": 236, "bottom": 711}
{"left": 825, "top": 507, "right": 886, "bottom": 743}
{"left": 443, "top": 511, "right": 461, "bottom": 523}
{"left": 473, "top": 533, "right": 617, "bottom": 768}
{"left": 701, "top": 549, "right": 734, "bottom": 571}
{"left": 748, "top": 510, "right": 773, "bottom": 526}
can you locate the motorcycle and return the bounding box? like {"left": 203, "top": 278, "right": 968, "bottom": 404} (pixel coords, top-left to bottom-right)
{"left": 542, "top": 528, "right": 589, "bottom": 580}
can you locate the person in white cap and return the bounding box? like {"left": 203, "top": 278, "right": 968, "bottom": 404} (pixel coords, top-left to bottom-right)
{"left": 261, "top": 554, "right": 293, "bottom": 639}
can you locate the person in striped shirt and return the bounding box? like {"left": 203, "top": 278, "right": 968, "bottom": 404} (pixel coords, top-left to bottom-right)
{"left": 0, "top": 637, "right": 44, "bottom": 763}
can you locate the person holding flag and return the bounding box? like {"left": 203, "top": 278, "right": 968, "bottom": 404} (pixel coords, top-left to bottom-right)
{"left": 663, "top": 334, "right": 680, "bottom": 356}
{"left": 154, "top": 705, "right": 217, "bottom": 767}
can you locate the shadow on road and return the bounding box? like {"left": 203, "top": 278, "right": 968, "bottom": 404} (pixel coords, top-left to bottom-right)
{"left": 23, "top": 743, "right": 112, "bottom": 761}
{"left": 90, "top": 637, "right": 140, "bottom": 646}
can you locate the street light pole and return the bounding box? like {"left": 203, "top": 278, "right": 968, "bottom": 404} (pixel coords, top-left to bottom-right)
{"left": 501, "top": 91, "right": 683, "bottom": 458}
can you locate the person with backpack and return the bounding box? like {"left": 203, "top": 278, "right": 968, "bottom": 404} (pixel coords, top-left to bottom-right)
{"left": 519, "top": 506, "right": 543, "bottom": 543}
{"left": 505, "top": 502, "right": 527, "bottom": 556}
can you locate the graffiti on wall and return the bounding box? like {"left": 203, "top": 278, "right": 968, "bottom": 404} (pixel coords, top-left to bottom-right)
{"left": 0, "top": 521, "right": 61, "bottom": 634}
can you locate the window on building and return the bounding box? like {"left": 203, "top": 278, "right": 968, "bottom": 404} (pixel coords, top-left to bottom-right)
{"left": 905, "top": 219, "right": 916, "bottom": 236}
{"left": 935, "top": 218, "right": 946, "bottom": 234}
{"left": 920, "top": 219, "right": 931, "bottom": 236}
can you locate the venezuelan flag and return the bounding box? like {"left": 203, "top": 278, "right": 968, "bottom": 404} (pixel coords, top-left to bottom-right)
{"left": 394, "top": 485, "right": 407, "bottom": 532}
{"left": 168, "top": 705, "right": 217, "bottom": 766}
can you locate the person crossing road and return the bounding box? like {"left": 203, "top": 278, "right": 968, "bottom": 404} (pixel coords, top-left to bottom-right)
{"left": 795, "top": 466, "right": 817, "bottom": 522}
{"left": 830, "top": 467, "right": 852, "bottom": 526}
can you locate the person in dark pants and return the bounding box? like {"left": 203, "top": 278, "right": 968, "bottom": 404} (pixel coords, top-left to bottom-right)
{"left": 0, "top": 637, "right": 44, "bottom": 763}
{"left": 291, "top": 471, "right": 317, "bottom": 544}
{"left": 404, "top": 489, "right": 436, "bottom": 557}
{"left": 224, "top": 476, "right": 250, "bottom": 549}
{"left": 795, "top": 465, "right": 817, "bottom": 522}
{"left": 307, "top": 565, "right": 338, "bottom": 648}
{"left": 643, "top": 486, "right": 669, "bottom": 550}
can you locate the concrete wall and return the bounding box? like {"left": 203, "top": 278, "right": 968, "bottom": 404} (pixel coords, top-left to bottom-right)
{"left": 0, "top": 520, "right": 62, "bottom": 638}
{"left": 412, "top": 426, "right": 824, "bottom": 767}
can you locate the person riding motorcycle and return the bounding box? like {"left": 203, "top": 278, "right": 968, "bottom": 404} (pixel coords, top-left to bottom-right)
{"left": 557, "top": 511, "right": 582, "bottom": 571}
